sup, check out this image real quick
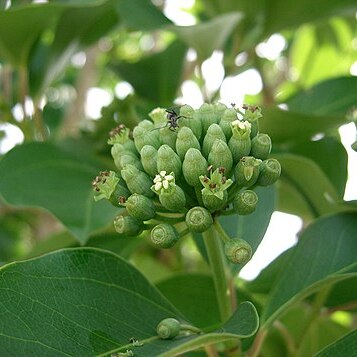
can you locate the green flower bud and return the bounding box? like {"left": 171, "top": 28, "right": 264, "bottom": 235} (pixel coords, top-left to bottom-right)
{"left": 208, "top": 139, "right": 233, "bottom": 176}
{"left": 213, "top": 102, "right": 227, "bottom": 122}
{"left": 250, "top": 134, "right": 272, "bottom": 160}
{"left": 243, "top": 104, "right": 262, "bottom": 138}
{"left": 182, "top": 148, "right": 208, "bottom": 188}
{"left": 228, "top": 120, "right": 252, "bottom": 163}
{"left": 199, "top": 168, "right": 233, "bottom": 211}
{"left": 224, "top": 238, "right": 252, "bottom": 264}
{"left": 234, "top": 156, "right": 262, "bottom": 187}
{"left": 159, "top": 127, "right": 177, "bottom": 150}
{"left": 92, "top": 171, "right": 130, "bottom": 206}
{"left": 176, "top": 127, "right": 200, "bottom": 160}
{"left": 140, "top": 145, "right": 158, "bottom": 178}
{"left": 121, "top": 164, "right": 154, "bottom": 197}
{"left": 151, "top": 224, "right": 180, "bottom": 249}
{"left": 156, "top": 318, "right": 181, "bottom": 339}
{"left": 258, "top": 158, "right": 281, "bottom": 186}
{"left": 185, "top": 206, "right": 213, "bottom": 233}
{"left": 157, "top": 145, "right": 182, "bottom": 179}
{"left": 179, "top": 105, "right": 202, "bottom": 141}
{"left": 202, "top": 124, "right": 226, "bottom": 158}
{"left": 151, "top": 171, "right": 186, "bottom": 211}
{"left": 133, "top": 121, "right": 160, "bottom": 151}
{"left": 114, "top": 215, "right": 145, "bottom": 236}
{"left": 117, "top": 153, "right": 143, "bottom": 172}
{"left": 108, "top": 124, "right": 137, "bottom": 154}
{"left": 219, "top": 108, "right": 238, "bottom": 140}
{"left": 198, "top": 103, "right": 217, "bottom": 132}
{"left": 233, "top": 190, "right": 258, "bottom": 215}
{"left": 149, "top": 107, "right": 167, "bottom": 127}
{"left": 124, "top": 194, "right": 156, "bottom": 221}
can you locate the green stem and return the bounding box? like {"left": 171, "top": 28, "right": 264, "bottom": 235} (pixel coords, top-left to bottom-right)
{"left": 202, "top": 225, "right": 232, "bottom": 323}
{"left": 213, "top": 220, "right": 230, "bottom": 243}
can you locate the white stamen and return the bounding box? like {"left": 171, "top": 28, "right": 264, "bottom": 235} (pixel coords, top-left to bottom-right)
{"left": 155, "top": 182, "right": 162, "bottom": 191}
{"left": 163, "top": 180, "right": 169, "bottom": 189}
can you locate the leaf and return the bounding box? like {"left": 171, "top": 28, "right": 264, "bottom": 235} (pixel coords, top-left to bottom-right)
{"left": 287, "top": 77, "right": 357, "bottom": 116}
{"left": 0, "top": 248, "right": 259, "bottom": 356}
{"left": 156, "top": 273, "right": 220, "bottom": 329}
{"left": 315, "top": 330, "right": 357, "bottom": 357}
{"left": 324, "top": 275, "right": 357, "bottom": 310}
{"left": 112, "top": 40, "right": 187, "bottom": 106}
{"left": 263, "top": 0, "right": 357, "bottom": 35}
{"left": 30, "top": 0, "right": 120, "bottom": 95}
{"left": 287, "top": 137, "right": 348, "bottom": 198}
{"left": 275, "top": 153, "right": 341, "bottom": 217}
{"left": 0, "top": 142, "right": 118, "bottom": 244}
{"left": 172, "top": 12, "right": 242, "bottom": 60}
{"left": 260, "top": 107, "right": 347, "bottom": 144}
{"left": 261, "top": 212, "right": 357, "bottom": 327}
{"left": 116, "top": 0, "right": 172, "bottom": 31}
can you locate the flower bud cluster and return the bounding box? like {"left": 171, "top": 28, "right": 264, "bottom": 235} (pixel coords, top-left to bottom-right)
{"left": 93, "top": 104, "right": 281, "bottom": 261}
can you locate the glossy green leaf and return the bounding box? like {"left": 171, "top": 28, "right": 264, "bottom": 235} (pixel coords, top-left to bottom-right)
{"left": 0, "top": 248, "right": 259, "bottom": 355}
{"left": 315, "top": 330, "right": 357, "bottom": 357}
{"left": 172, "top": 12, "right": 242, "bottom": 59}
{"left": 275, "top": 153, "right": 341, "bottom": 217}
{"left": 116, "top": 0, "right": 171, "bottom": 31}
{"left": 0, "top": 142, "right": 118, "bottom": 244}
{"left": 156, "top": 273, "right": 220, "bottom": 329}
{"left": 324, "top": 275, "right": 357, "bottom": 310}
{"left": 260, "top": 107, "right": 347, "bottom": 144}
{"left": 264, "top": 0, "right": 357, "bottom": 35}
{"left": 112, "top": 40, "right": 187, "bottom": 106}
{"left": 287, "top": 77, "right": 357, "bottom": 116}
{"left": 287, "top": 137, "right": 348, "bottom": 198}
{"left": 262, "top": 212, "right": 357, "bottom": 327}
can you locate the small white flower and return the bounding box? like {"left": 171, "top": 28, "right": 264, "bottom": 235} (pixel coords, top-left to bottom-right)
{"left": 153, "top": 174, "right": 161, "bottom": 183}
{"left": 160, "top": 170, "right": 167, "bottom": 176}
{"left": 155, "top": 182, "right": 162, "bottom": 191}
{"left": 163, "top": 180, "right": 169, "bottom": 189}
{"left": 165, "top": 174, "right": 174, "bottom": 181}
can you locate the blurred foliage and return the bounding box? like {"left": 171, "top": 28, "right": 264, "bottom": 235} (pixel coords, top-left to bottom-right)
{"left": 0, "top": 0, "right": 356, "bottom": 355}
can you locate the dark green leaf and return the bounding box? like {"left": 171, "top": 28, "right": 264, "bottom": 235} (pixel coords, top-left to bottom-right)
{"left": 0, "top": 248, "right": 258, "bottom": 355}
{"left": 275, "top": 153, "right": 341, "bottom": 217}
{"left": 112, "top": 40, "right": 187, "bottom": 106}
{"left": 324, "top": 275, "right": 357, "bottom": 310}
{"left": 116, "top": 0, "right": 172, "bottom": 31}
{"left": 0, "top": 142, "right": 118, "bottom": 244}
{"left": 156, "top": 273, "right": 220, "bottom": 329}
{"left": 264, "top": 0, "right": 357, "bottom": 35}
{"left": 287, "top": 137, "right": 348, "bottom": 198}
{"left": 260, "top": 107, "right": 347, "bottom": 144}
{"left": 315, "top": 330, "right": 357, "bottom": 357}
{"left": 287, "top": 77, "right": 357, "bottom": 116}
{"left": 172, "top": 12, "right": 242, "bottom": 59}
{"left": 262, "top": 212, "right": 357, "bottom": 327}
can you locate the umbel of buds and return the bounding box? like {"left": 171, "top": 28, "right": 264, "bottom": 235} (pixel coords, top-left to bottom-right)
{"left": 93, "top": 104, "right": 281, "bottom": 264}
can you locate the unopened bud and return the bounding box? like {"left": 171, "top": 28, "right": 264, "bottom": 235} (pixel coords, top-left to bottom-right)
{"left": 140, "top": 145, "right": 158, "bottom": 178}
{"left": 121, "top": 164, "right": 154, "bottom": 197}
{"left": 182, "top": 148, "right": 208, "bottom": 188}
{"left": 124, "top": 194, "right": 156, "bottom": 221}
{"left": 157, "top": 145, "right": 182, "bottom": 179}
{"left": 114, "top": 215, "right": 145, "bottom": 236}
{"left": 224, "top": 238, "right": 252, "bottom": 264}
{"left": 229, "top": 120, "right": 252, "bottom": 163}
{"left": 179, "top": 105, "right": 202, "bottom": 140}
{"left": 250, "top": 134, "right": 272, "bottom": 160}
{"left": 151, "top": 224, "right": 180, "bottom": 248}
{"left": 208, "top": 139, "right": 233, "bottom": 176}
{"left": 219, "top": 108, "right": 237, "bottom": 140}
{"left": 233, "top": 190, "right": 258, "bottom": 215}
{"left": 198, "top": 103, "right": 217, "bottom": 132}
{"left": 234, "top": 156, "right": 261, "bottom": 187}
{"left": 257, "top": 158, "right": 281, "bottom": 186}
{"left": 176, "top": 127, "right": 200, "bottom": 160}
{"left": 185, "top": 206, "right": 213, "bottom": 233}
{"left": 202, "top": 124, "right": 226, "bottom": 158}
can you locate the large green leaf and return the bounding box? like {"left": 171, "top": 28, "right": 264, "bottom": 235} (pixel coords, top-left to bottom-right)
{"left": 264, "top": 0, "right": 357, "bottom": 35}
{"left": 275, "top": 153, "right": 341, "bottom": 217}
{"left": 116, "top": 0, "right": 171, "bottom": 31}
{"left": 0, "top": 248, "right": 258, "bottom": 356}
{"left": 315, "top": 330, "right": 357, "bottom": 357}
{"left": 287, "top": 77, "right": 357, "bottom": 116}
{"left": 0, "top": 142, "right": 118, "bottom": 244}
{"left": 287, "top": 137, "right": 348, "bottom": 198}
{"left": 156, "top": 273, "right": 220, "bottom": 329}
{"left": 261, "top": 212, "right": 357, "bottom": 327}
{"left": 260, "top": 107, "right": 347, "bottom": 144}
{"left": 112, "top": 40, "right": 187, "bottom": 106}
{"left": 172, "top": 12, "right": 242, "bottom": 59}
